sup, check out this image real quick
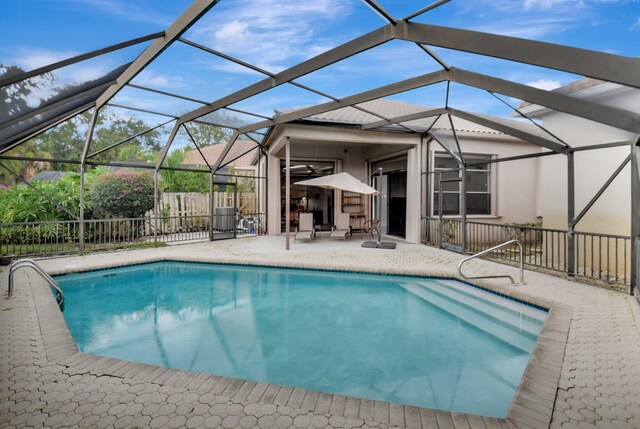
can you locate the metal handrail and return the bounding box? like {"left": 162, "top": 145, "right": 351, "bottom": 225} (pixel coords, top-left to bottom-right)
{"left": 7, "top": 259, "right": 64, "bottom": 308}
{"left": 457, "top": 239, "right": 525, "bottom": 285}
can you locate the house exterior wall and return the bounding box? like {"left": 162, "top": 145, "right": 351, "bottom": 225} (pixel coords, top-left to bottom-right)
{"left": 266, "top": 125, "right": 422, "bottom": 242}
{"left": 264, "top": 123, "right": 545, "bottom": 245}
{"left": 527, "top": 84, "right": 638, "bottom": 237}
{"left": 425, "top": 133, "right": 542, "bottom": 225}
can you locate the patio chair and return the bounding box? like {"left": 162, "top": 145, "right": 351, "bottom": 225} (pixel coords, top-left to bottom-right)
{"left": 363, "top": 218, "right": 381, "bottom": 241}
{"left": 236, "top": 215, "right": 248, "bottom": 234}
{"left": 330, "top": 213, "right": 351, "bottom": 240}
{"left": 295, "top": 213, "right": 315, "bottom": 242}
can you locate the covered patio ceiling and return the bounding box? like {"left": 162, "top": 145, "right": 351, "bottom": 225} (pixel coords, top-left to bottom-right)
{"left": 1, "top": 0, "right": 639, "bottom": 294}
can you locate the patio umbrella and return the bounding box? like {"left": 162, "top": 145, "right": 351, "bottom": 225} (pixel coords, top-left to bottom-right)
{"left": 293, "top": 172, "right": 395, "bottom": 249}
{"left": 293, "top": 172, "right": 378, "bottom": 194}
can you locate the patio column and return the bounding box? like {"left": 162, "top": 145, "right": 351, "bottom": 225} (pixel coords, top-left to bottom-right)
{"left": 567, "top": 152, "right": 576, "bottom": 277}
{"left": 285, "top": 137, "right": 291, "bottom": 250}
{"left": 209, "top": 172, "right": 214, "bottom": 241}
{"left": 631, "top": 138, "right": 640, "bottom": 297}
{"left": 153, "top": 172, "right": 159, "bottom": 245}
{"left": 460, "top": 163, "right": 467, "bottom": 254}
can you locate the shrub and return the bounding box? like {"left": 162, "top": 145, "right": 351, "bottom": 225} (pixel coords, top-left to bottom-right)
{"left": 0, "top": 173, "right": 87, "bottom": 223}
{"left": 91, "top": 172, "right": 154, "bottom": 218}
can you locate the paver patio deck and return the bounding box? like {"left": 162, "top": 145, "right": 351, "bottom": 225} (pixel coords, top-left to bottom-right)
{"left": 1, "top": 236, "right": 639, "bottom": 429}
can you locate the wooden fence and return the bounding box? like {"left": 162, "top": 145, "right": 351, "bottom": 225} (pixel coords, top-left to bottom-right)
{"left": 146, "top": 192, "right": 257, "bottom": 233}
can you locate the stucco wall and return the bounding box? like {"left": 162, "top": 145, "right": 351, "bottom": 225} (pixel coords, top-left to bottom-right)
{"left": 531, "top": 84, "right": 638, "bottom": 236}
{"left": 426, "top": 133, "right": 542, "bottom": 225}
{"left": 265, "top": 124, "right": 548, "bottom": 245}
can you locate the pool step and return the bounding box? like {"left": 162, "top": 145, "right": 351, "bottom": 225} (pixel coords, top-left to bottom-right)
{"left": 415, "top": 279, "right": 545, "bottom": 335}
{"left": 399, "top": 283, "right": 540, "bottom": 352}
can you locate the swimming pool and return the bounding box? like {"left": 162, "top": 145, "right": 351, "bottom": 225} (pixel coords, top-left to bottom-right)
{"left": 55, "top": 261, "right": 546, "bottom": 417}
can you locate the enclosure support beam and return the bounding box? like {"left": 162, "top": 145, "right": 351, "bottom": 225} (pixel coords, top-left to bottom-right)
{"left": 631, "top": 138, "right": 640, "bottom": 297}
{"left": 285, "top": 138, "right": 291, "bottom": 251}
{"left": 177, "top": 25, "right": 395, "bottom": 124}
{"left": 209, "top": 173, "right": 214, "bottom": 241}
{"left": 87, "top": 119, "right": 175, "bottom": 159}
{"left": 237, "top": 70, "right": 449, "bottom": 134}
{"left": 567, "top": 152, "right": 576, "bottom": 277}
{"left": 154, "top": 172, "right": 159, "bottom": 246}
{"left": 571, "top": 154, "right": 631, "bottom": 228}
{"left": 448, "top": 114, "right": 467, "bottom": 254}
{"left": 396, "top": 22, "right": 640, "bottom": 89}
{"left": 152, "top": 122, "right": 182, "bottom": 246}
{"left": 449, "top": 108, "right": 567, "bottom": 153}
{"left": 211, "top": 131, "right": 240, "bottom": 173}
{"left": 0, "top": 32, "right": 164, "bottom": 88}
{"left": 79, "top": 108, "right": 99, "bottom": 254}
{"left": 404, "top": 0, "right": 453, "bottom": 20}
{"left": 0, "top": 163, "right": 79, "bottom": 220}
{"left": 465, "top": 151, "right": 559, "bottom": 166}
{"left": 264, "top": 148, "right": 270, "bottom": 235}
{"left": 155, "top": 122, "right": 182, "bottom": 172}
{"left": 96, "top": 0, "right": 219, "bottom": 108}
{"left": 450, "top": 68, "right": 640, "bottom": 134}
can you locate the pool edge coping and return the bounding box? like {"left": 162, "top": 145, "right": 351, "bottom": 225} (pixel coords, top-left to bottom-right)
{"left": 30, "top": 255, "right": 572, "bottom": 429}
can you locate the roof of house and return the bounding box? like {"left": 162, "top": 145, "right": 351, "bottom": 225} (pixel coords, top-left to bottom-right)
{"left": 183, "top": 140, "right": 257, "bottom": 168}
{"left": 28, "top": 171, "right": 70, "bottom": 182}
{"left": 279, "top": 98, "right": 541, "bottom": 136}
{"left": 517, "top": 77, "right": 607, "bottom": 110}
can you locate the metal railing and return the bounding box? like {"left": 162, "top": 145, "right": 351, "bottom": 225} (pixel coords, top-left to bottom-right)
{"left": 422, "top": 217, "right": 631, "bottom": 287}
{"left": 8, "top": 259, "right": 64, "bottom": 309}
{"left": 0, "top": 220, "right": 81, "bottom": 257}
{"left": 458, "top": 239, "right": 524, "bottom": 285}
{"left": 0, "top": 213, "right": 267, "bottom": 258}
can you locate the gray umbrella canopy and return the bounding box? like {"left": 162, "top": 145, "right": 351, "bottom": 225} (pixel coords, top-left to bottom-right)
{"left": 293, "top": 172, "right": 378, "bottom": 195}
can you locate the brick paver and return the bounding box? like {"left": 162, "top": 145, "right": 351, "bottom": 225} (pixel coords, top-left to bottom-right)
{"left": 1, "top": 236, "right": 639, "bottom": 428}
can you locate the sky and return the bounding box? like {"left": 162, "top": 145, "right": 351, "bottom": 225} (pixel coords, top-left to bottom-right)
{"left": 1, "top": 0, "right": 639, "bottom": 128}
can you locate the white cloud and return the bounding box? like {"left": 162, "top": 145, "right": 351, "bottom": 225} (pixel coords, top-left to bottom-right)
{"left": 526, "top": 79, "right": 562, "bottom": 90}
{"left": 472, "top": 17, "right": 576, "bottom": 38}
{"left": 9, "top": 48, "right": 113, "bottom": 83}
{"left": 190, "top": 0, "right": 354, "bottom": 72}
{"left": 12, "top": 49, "right": 78, "bottom": 71}
{"left": 61, "top": 0, "right": 173, "bottom": 26}
{"left": 631, "top": 17, "right": 640, "bottom": 30}
{"left": 133, "top": 71, "right": 185, "bottom": 89}
{"left": 523, "top": 0, "right": 583, "bottom": 10}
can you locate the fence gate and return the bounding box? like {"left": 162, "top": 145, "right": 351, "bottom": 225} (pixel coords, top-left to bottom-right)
{"left": 211, "top": 182, "right": 237, "bottom": 241}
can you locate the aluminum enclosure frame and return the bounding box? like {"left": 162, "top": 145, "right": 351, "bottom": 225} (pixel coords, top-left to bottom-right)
{"left": 1, "top": 0, "right": 638, "bottom": 295}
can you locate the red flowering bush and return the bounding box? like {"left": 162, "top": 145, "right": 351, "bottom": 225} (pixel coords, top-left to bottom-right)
{"left": 90, "top": 172, "right": 154, "bottom": 218}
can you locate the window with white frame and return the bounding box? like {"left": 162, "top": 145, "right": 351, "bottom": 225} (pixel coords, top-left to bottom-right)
{"left": 432, "top": 152, "right": 492, "bottom": 216}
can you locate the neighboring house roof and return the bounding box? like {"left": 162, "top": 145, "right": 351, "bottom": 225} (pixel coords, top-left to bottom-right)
{"left": 183, "top": 140, "right": 256, "bottom": 168}
{"left": 512, "top": 77, "right": 625, "bottom": 118}
{"left": 278, "top": 98, "right": 541, "bottom": 136}
{"left": 28, "top": 171, "right": 69, "bottom": 182}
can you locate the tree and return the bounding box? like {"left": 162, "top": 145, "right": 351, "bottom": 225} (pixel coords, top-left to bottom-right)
{"left": 160, "top": 148, "right": 209, "bottom": 193}
{"left": 183, "top": 120, "right": 233, "bottom": 147}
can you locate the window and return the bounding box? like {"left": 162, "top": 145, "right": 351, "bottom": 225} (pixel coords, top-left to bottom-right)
{"left": 432, "top": 153, "right": 492, "bottom": 216}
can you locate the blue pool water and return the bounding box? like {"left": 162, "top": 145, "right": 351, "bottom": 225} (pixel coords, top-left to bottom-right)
{"left": 55, "top": 261, "right": 546, "bottom": 417}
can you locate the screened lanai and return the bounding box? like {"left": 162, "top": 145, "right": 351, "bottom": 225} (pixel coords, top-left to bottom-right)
{"left": 1, "top": 0, "right": 639, "bottom": 295}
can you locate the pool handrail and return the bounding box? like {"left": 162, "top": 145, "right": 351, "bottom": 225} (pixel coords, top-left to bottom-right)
{"left": 457, "top": 239, "right": 525, "bottom": 286}
{"left": 7, "top": 259, "right": 64, "bottom": 308}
